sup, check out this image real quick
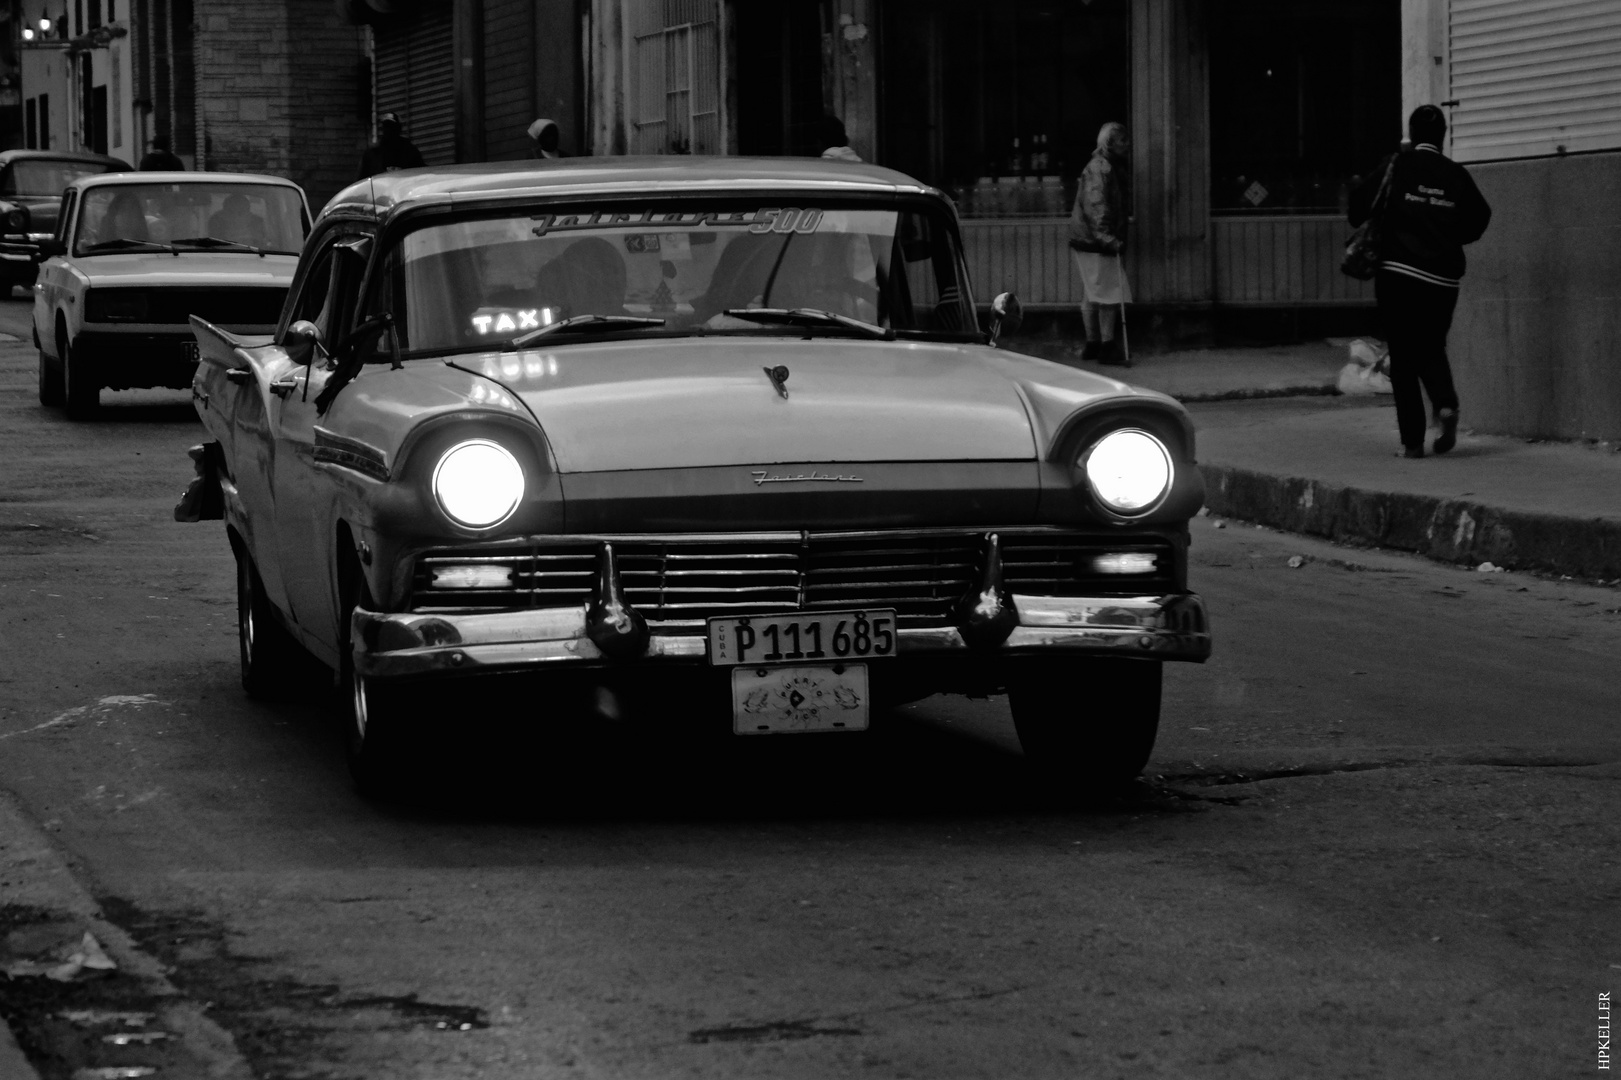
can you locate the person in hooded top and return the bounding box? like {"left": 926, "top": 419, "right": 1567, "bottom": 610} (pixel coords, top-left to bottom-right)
{"left": 528, "top": 119, "right": 566, "bottom": 160}
{"left": 818, "top": 116, "right": 862, "bottom": 163}
{"left": 1067, "top": 121, "right": 1131, "bottom": 365}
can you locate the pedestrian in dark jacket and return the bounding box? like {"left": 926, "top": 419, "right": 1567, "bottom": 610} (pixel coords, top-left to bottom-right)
{"left": 357, "top": 112, "right": 425, "bottom": 180}
{"left": 1067, "top": 121, "right": 1131, "bottom": 364}
{"left": 138, "top": 137, "right": 183, "bottom": 171}
{"left": 1349, "top": 104, "right": 1491, "bottom": 457}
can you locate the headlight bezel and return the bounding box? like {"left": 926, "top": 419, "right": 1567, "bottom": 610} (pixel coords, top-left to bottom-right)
{"left": 430, "top": 436, "right": 527, "bottom": 531}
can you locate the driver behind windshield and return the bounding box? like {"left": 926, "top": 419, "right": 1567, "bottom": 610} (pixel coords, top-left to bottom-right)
{"left": 92, "top": 190, "right": 150, "bottom": 245}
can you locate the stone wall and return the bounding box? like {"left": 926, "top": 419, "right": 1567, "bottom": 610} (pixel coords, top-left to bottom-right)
{"left": 1451, "top": 151, "right": 1621, "bottom": 440}
{"left": 192, "top": 0, "right": 367, "bottom": 212}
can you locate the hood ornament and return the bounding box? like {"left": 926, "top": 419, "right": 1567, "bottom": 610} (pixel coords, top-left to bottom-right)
{"left": 762, "top": 365, "right": 789, "bottom": 399}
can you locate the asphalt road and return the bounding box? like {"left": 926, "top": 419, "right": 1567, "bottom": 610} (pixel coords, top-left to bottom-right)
{"left": 0, "top": 292, "right": 1615, "bottom": 1079}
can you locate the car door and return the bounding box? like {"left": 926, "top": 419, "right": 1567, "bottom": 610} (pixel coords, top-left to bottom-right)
{"left": 268, "top": 230, "right": 373, "bottom": 655}
{"left": 33, "top": 187, "right": 75, "bottom": 350}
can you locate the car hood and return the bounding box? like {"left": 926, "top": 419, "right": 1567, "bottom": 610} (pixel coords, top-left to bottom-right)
{"left": 453, "top": 336, "right": 1156, "bottom": 473}
{"left": 70, "top": 251, "right": 298, "bottom": 286}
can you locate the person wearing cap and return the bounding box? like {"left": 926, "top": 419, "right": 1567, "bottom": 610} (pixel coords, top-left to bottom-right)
{"left": 357, "top": 112, "right": 426, "bottom": 180}
{"left": 1349, "top": 105, "right": 1492, "bottom": 458}
{"left": 528, "top": 119, "right": 566, "bottom": 160}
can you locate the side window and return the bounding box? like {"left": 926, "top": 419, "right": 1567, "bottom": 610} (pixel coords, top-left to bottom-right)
{"left": 289, "top": 247, "right": 336, "bottom": 330}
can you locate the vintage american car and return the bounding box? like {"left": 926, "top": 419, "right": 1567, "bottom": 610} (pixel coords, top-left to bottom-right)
{"left": 34, "top": 170, "right": 309, "bottom": 417}
{"left": 0, "top": 148, "right": 129, "bottom": 293}
{"left": 176, "top": 158, "right": 1211, "bottom": 796}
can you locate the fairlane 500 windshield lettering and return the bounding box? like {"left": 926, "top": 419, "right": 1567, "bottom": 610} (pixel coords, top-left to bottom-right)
{"left": 175, "top": 158, "right": 1211, "bottom": 800}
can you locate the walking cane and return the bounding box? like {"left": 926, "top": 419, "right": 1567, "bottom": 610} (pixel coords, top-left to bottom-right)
{"left": 1116, "top": 253, "right": 1131, "bottom": 368}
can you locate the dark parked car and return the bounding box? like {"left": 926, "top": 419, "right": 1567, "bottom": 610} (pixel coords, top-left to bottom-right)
{"left": 177, "top": 158, "right": 1212, "bottom": 797}
{"left": 0, "top": 149, "right": 128, "bottom": 292}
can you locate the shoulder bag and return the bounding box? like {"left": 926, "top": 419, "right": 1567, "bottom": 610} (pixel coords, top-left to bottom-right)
{"left": 1341, "top": 155, "right": 1398, "bottom": 280}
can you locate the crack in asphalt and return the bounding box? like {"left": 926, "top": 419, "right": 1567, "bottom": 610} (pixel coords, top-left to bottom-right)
{"left": 684, "top": 984, "right": 1030, "bottom": 1046}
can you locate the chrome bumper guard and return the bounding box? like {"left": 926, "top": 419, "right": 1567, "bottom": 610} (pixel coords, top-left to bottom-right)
{"left": 352, "top": 592, "right": 1211, "bottom": 679}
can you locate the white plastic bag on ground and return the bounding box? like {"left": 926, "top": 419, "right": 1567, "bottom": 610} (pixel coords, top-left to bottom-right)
{"left": 1338, "top": 337, "right": 1393, "bottom": 395}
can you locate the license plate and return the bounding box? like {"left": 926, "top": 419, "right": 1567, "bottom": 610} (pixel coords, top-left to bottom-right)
{"left": 180, "top": 340, "right": 199, "bottom": 362}
{"left": 707, "top": 610, "right": 897, "bottom": 667}
{"left": 731, "top": 663, "right": 869, "bottom": 734}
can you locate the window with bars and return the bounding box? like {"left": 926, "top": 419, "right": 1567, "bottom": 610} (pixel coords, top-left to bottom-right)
{"left": 629, "top": 0, "right": 722, "bottom": 155}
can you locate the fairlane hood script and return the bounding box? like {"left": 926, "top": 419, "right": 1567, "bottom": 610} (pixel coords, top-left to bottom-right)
{"left": 751, "top": 470, "right": 863, "bottom": 485}
{"left": 472, "top": 338, "right": 1045, "bottom": 473}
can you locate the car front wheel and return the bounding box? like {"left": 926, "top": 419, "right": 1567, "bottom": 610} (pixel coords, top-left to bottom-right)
{"left": 343, "top": 667, "right": 419, "bottom": 799}
{"left": 235, "top": 548, "right": 302, "bottom": 698}
{"left": 37, "top": 345, "right": 63, "bottom": 407}
{"left": 59, "top": 329, "right": 98, "bottom": 419}
{"left": 1008, "top": 658, "right": 1162, "bottom": 793}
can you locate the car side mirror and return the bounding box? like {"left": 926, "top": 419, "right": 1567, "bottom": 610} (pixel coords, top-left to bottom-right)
{"left": 989, "top": 291, "right": 1022, "bottom": 346}
{"left": 284, "top": 319, "right": 326, "bottom": 366}
{"left": 35, "top": 238, "right": 65, "bottom": 260}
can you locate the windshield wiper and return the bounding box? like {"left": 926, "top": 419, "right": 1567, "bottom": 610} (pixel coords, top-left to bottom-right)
{"left": 721, "top": 307, "right": 893, "bottom": 340}
{"left": 81, "top": 238, "right": 177, "bottom": 254}
{"left": 509, "top": 314, "right": 666, "bottom": 348}
{"left": 171, "top": 235, "right": 290, "bottom": 256}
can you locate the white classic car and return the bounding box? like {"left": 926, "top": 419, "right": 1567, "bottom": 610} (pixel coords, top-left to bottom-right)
{"left": 34, "top": 171, "right": 309, "bottom": 417}
{"left": 177, "top": 158, "right": 1212, "bottom": 798}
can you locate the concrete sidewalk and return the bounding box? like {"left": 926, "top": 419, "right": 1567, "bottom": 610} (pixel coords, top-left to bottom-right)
{"left": 1022, "top": 338, "right": 1621, "bottom": 582}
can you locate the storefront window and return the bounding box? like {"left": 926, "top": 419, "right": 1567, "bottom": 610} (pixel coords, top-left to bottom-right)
{"left": 879, "top": 0, "right": 1129, "bottom": 219}
{"left": 1210, "top": 0, "right": 1400, "bottom": 215}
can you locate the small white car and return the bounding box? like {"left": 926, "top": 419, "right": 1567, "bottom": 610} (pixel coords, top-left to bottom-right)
{"left": 34, "top": 171, "right": 309, "bottom": 417}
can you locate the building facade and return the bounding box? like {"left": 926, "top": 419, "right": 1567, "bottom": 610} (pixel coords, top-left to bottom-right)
{"left": 1403, "top": 0, "right": 1621, "bottom": 440}
{"left": 581, "top": 0, "right": 1402, "bottom": 340}
{"left": 17, "top": 0, "right": 139, "bottom": 164}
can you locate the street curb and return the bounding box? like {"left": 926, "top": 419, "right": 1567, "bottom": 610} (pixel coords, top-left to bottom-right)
{"left": 0, "top": 789, "right": 254, "bottom": 1080}
{"left": 1199, "top": 463, "right": 1621, "bottom": 581}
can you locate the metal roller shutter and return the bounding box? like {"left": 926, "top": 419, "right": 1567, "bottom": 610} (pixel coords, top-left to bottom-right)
{"left": 373, "top": 3, "right": 456, "bottom": 165}
{"left": 1449, "top": 0, "right": 1621, "bottom": 162}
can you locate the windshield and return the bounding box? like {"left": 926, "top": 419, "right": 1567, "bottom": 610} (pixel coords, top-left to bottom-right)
{"left": 382, "top": 201, "right": 977, "bottom": 355}
{"left": 73, "top": 182, "right": 307, "bottom": 256}
{"left": 2, "top": 159, "right": 119, "bottom": 196}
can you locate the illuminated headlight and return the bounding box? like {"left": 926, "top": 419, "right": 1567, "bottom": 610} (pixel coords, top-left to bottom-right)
{"left": 431, "top": 439, "right": 524, "bottom": 529}
{"left": 1082, "top": 429, "right": 1173, "bottom": 515}
{"left": 430, "top": 564, "right": 514, "bottom": 589}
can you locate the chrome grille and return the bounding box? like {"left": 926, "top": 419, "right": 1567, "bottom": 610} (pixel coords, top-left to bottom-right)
{"left": 410, "top": 531, "right": 1176, "bottom": 623}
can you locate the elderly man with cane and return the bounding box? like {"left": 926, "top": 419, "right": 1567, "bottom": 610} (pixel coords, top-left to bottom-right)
{"left": 1068, "top": 121, "right": 1132, "bottom": 365}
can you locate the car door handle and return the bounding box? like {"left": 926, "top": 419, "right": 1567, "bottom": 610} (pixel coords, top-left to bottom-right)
{"left": 269, "top": 375, "right": 299, "bottom": 398}
{"left": 225, "top": 368, "right": 253, "bottom": 385}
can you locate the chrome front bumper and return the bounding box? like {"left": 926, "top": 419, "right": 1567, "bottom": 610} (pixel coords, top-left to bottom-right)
{"left": 352, "top": 593, "right": 1211, "bottom": 679}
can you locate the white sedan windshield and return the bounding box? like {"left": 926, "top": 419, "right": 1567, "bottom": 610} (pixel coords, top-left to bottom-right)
{"left": 385, "top": 203, "right": 977, "bottom": 353}
{"left": 74, "top": 182, "right": 307, "bottom": 255}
